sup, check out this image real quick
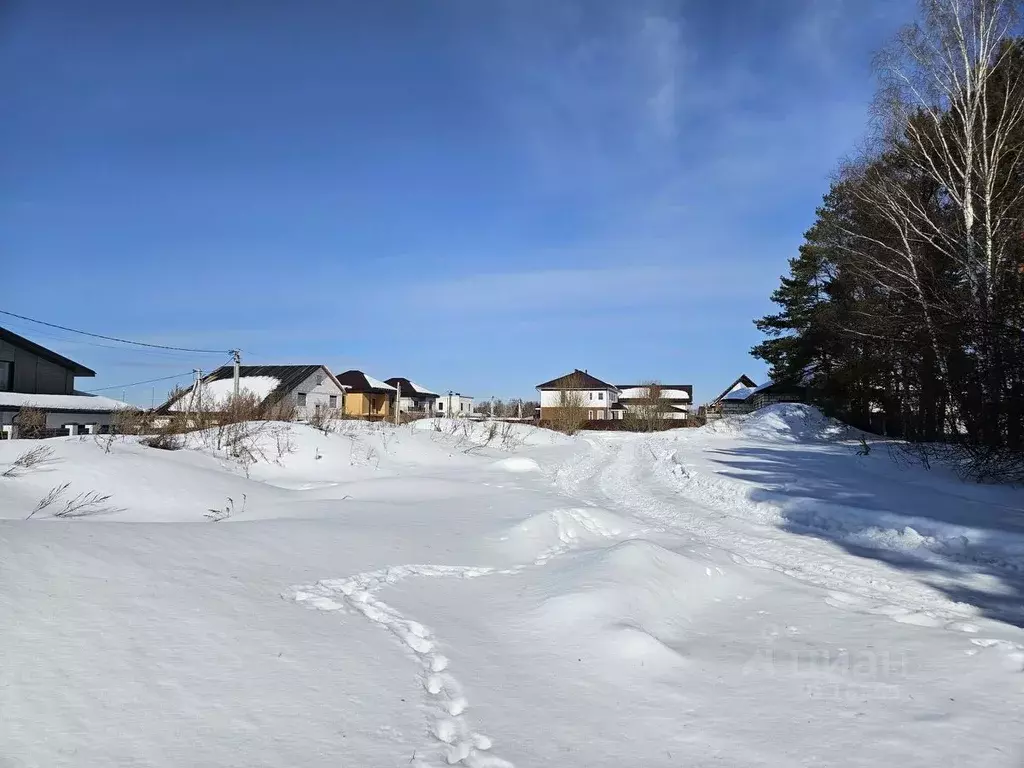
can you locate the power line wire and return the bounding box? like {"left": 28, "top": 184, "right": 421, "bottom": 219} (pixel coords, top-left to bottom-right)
{"left": 0, "top": 308, "right": 230, "bottom": 354}
{"left": 85, "top": 371, "right": 197, "bottom": 393}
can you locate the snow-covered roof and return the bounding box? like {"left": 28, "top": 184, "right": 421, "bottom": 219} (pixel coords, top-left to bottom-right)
{"left": 363, "top": 374, "right": 395, "bottom": 391}
{"left": 168, "top": 376, "right": 280, "bottom": 412}
{"left": 407, "top": 381, "right": 436, "bottom": 396}
{"left": 723, "top": 386, "right": 756, "bottom": 401}
{"left": 337, "top": 370, "right": 396, "bottom": 393}
{"left": 618, "top": 387, "right": 691, "bottom": 401}
{"left": 0, "top": 391, "right": 130, "bottom": 412}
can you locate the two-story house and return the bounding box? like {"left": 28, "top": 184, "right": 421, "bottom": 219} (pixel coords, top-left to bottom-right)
{"left": 0, "top": 326, "right": 128, "bottom": 437}
{"left": 536, "top": 369, "right": 621, "bottom": 421}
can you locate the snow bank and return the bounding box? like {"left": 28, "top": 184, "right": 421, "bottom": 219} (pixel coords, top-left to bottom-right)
{"left": 411, "top": 418, "right": 574, "bottom": 448}
{"left": 709, "top": 403, "right": 851, "bottom": 442}
{"left": 498, "top": 506, "right": 634, "bottom": 564}
{"left": 490, "top": 456, "right": 540, "bottom": 473}
{"left": 533, "top": 540, "right": 751, "bottom": 668}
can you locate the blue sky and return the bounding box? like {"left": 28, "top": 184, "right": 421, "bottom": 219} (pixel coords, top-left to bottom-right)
{"left": 1, "top": 0, "right": 916, "bottom": 406}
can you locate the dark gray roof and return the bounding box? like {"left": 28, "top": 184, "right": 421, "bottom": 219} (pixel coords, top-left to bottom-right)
{"left": 536, "top": 369, "right": 619, "bottom": 391}
{"left": 156, "top": 364, "right": 339, "bottom": 412}
{"left": 0, "top": 326, "right": 95, "bottom": 377}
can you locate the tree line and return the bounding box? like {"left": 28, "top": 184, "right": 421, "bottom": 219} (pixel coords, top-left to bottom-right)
{"left": 754, "top": 0, "right": 1024, "bottom": 480}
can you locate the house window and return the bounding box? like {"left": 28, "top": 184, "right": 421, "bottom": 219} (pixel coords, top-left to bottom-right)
{"left": 0, "top": 361, "right": 12, "bottom": 392}
{"left": 297, "top": 393, "right": 307, "bottom": 406}
{"left": 598, "top": 392, "right": 604, "bottom": 401}
{"left": 329, "top": 395, "right": 337, "bottom": 408}
{"left": 587, "top": 410, "right": 594, "bottom": 420}
{"left": 437, "top": 401, "right": 444, "bottom": 411}
{"left": 589, "top": 392, "right": 593, "bottom": 400}
{"left": 315, "top": 374, "right": 324, "bottom": 386}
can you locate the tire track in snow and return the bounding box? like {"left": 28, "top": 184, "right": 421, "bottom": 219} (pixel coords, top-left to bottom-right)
{"left": 567, "top": 435, "right": 986, "bottom": 631}
{"left": 289, "top": 507, "right": 626, "bottom": 767}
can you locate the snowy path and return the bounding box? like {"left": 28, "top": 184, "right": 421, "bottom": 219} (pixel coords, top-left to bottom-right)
{"left": 552, "top": 432, "right": 1024, "bottom": 657}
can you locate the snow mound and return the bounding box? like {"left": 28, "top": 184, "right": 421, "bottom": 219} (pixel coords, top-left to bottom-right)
{"left": 411, "top": 419, "right": 574, "bottom": 448}
{"left": 712, "top": 404, "right": 851, "bottom": 442}
{"left": 490, "top": 457, "right": 540, "bottom": 473}
{"left": 498, "top": 507, "right": 633, "bottom": 563}
{"left": 533, "top": 540, "right": 753, "bottom": 667}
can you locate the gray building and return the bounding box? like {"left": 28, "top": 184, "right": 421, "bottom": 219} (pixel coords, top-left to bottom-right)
{"left": 0, "top": 326, "right": 127, "bottom": 437}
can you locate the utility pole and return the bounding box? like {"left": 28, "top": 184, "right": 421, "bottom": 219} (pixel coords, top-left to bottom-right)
{"left": 517, "top": 399, "right": 522, "bottom": 420}
{"left": 490, "top": 396, "right": 495, "bottom": 419}
{"left": 394, "top": 381, "right": 401, "bottom": 426}
{"left": 231, "top": 349, "right": 241, "bottom": 397}
{"left": 448, "top": 390, "right": 453, "bottom": 418}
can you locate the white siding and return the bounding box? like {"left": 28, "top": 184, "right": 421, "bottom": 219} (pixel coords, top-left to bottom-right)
{"left": 435, "top": 394, "right": 474, "bottom": 416}
{"left": 540, "top": 389, "right": 615, "bottom": 407}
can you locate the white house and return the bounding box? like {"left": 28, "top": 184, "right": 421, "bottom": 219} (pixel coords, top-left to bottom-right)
{"left": 435, "top": 391, "right": 474, "bottom": 417}
{"left": 536, "top": 369, "right": 621, "bottom": 421}
{"left": 385, "top": 378, "right": 440, "bottom": 415}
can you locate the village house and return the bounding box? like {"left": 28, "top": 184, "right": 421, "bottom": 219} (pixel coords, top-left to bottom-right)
{"left": 536, "top": 369, "right": 621, "bottom": 421}
{"left": 385, "top": 378, "right": 439, "bottom": 416}
{"left": 157, "top": 364, "right": 346, "bottom": 421}
{"left": 335, "top": 370, "right": 396, "bottom": 419}
{"left": 435, "top": 391, "right": 474, "bottom": 417}
{"left": 617, "top": 383, "right": 693, "bottom": 420}
{"left": 0, "top": 326, "right": 129, "bottom": 438}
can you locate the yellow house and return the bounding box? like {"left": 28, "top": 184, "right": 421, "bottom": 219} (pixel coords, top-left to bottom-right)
{"left": 336, "top": 370, "right": 396, "bottom": 419}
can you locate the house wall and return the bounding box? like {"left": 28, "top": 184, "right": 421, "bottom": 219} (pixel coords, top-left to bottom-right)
{"left": 0, "top": 409, "right": 115, "bottom": 434}
{"left": 539, "top": 389, "right": 617, "bottom": 408}
{"left": 435, "top": 394, "right": 473, "bottom": 416}
{"left": 399, "top": 395, "right": 437, "bottom": 413}
{"left": 539, "top": 406, "right": 611, "bottom": 421}
{"left": 343, "top": 392, "right": 392, "bottom": 418}
{"left": 0, "top": 339, "right": 76, "bottom": 395}
{"left": 282, "top": 367, "right": 346, "bottom": 420}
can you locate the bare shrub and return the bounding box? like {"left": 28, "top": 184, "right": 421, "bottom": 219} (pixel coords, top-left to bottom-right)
{"left": 2, "top": 445, "right": 55, "bottom": 477}
{"left": 499, "top": 421, "right": 528, "bottom": 451}
{"left": 141, "top": 432, "right": 183, "bottom": 451}
{"left": 27, "top": 485, "right": 118, "bottom": 519}
{"left": 206, "top": 494, "right": 246, "bottom": 522}
{"left": 112, "top": 407, "right": 149, "bottom": 436}
{"left": 13, "top": 406, "right": 46, "bottom": 439}
{"left": 623, "top": 381, "right": 670, "bottom": 432}
{"left": 26, "top": 482, "right": 71, "bottom": 519}
{"left": 548, "top": 373, "right": 589, "bottom": 436}
{"left": 308, "top": 404, "right": 340, "bottom": 435}
{"left": 265, "top": 398, "right": 297, "bottom": 422}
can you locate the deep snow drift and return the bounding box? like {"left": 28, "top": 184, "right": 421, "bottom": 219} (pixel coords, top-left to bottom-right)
{"left": 2, "top": 409, "right": 1023, "bottom": 767}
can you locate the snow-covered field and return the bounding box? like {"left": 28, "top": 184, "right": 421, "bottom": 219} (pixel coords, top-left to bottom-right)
{"left": 2, "top": 407, "right": 1022, "bottom": 767}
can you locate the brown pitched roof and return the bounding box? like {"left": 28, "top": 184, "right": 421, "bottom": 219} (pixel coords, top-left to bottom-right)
{"left": 0, "top": 326, "right": 95, "bottom": 377}
{"left": 384, "top": 377, "right": 438, "bottom": 398}
{"left": 536, "top": 369, "right": 619, "bottom": 391}
{"left": 335, "top": 370, "right": 397, "bottom": 394}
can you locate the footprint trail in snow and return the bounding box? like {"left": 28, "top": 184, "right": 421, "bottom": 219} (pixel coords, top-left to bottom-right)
{"left": 291, "top": 565, "right": 518, "bottom": 767}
